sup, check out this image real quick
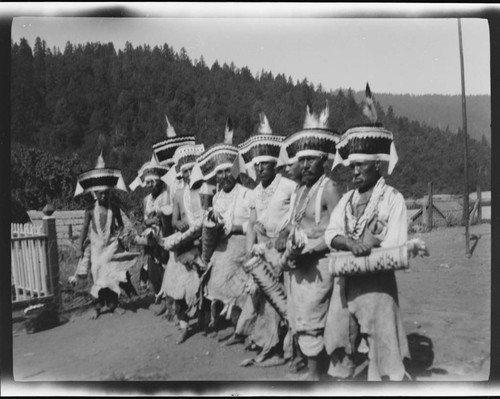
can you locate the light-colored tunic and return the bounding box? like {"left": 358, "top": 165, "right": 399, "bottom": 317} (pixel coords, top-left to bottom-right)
{"left": 248, "top": 174, "right": 297, "bottom": 239}
{"left": 205, "top": 184, "right": 252, "bottom": 309}
{"left": 160, "top": 186, "right": 202, "bottom": 310}
{"left": 287, "top": 177, "right": 335, "bottom": 357}
{"left": 323, "top": 178, "right": 410, "bottom": 381}
{"left": 245, "top": 174, "right": 297, "bottom": 357}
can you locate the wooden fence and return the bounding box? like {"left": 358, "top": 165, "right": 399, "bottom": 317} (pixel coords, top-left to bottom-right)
{"left": 407, "top": 185, "right": 490, "bottom": 232}
{"left": 11, "top": 217, "right": 59, "bottom": 308}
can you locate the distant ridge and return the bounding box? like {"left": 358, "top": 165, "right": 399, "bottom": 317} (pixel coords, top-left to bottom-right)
{"left": 353, "top": 91, "right": 491, "bottom": 145}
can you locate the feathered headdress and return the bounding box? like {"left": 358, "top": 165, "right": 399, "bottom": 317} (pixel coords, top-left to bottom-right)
{"left": 74, "top": 152, "right": 128, "bottom": 196}
{"left": 332, "top": 83, "right": 398, "bottom": 174}
{"left": 190, "top": 118, "right": 239, "bottom": 188}
{"left": 129, "top": 154, "right": 170, "bottom": 191}
{"left": 278, "top": 100, "right": 340, "bottom": 167}
{"left": 235, "top": 112, "right": 284, "bottom": 181}
{"left": 152, "top": 115, "right": 196, "bottom": 167}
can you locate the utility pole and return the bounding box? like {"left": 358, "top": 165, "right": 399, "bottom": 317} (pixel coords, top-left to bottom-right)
{"left": 458, "top": 19, "right": 471, "bottom": 256}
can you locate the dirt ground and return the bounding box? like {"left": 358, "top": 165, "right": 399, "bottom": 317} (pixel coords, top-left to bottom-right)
{"left": 6, "top": 223, "right": 492, "bottom": 395}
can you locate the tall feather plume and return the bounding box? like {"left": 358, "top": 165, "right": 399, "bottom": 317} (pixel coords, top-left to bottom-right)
{"left": 224, "top": 117, "right": 234, "bottom": 145}
{"left": 150, "top": 153, "right": 159, "bottom": 166}
{"left": 362, "top": 82, "right": 378, "bottom": 124}
{"left": 95, "top": 150, "right": 105, "bottom": 168}
{"left": 258, "top": 112, "right": 272, "bottom": 134}
{"left": 303, "top": 101, "right": 330, "bottom": 129}
{"left": 318, "top": 100, "right": 330, "bottom": 128}
{"left": 165, "top": 114, "right": 177, "bottom": 138}
{"left": 303, "top": 102, "right": 317, "bottom": 129}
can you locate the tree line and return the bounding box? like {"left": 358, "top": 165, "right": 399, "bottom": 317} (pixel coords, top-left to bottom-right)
{"left": 10, "top": 38, "right": 491, "bottom": 221}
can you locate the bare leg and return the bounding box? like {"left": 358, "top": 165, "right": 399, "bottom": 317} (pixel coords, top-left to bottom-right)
{"left": 91, "top": 300, "right": 103, "bottom": 320}
{"left": 175, "top": 300, "right": 190, "bottom": 344}
{"left": 303, "top": 356, "right": 320, "bottom": 381}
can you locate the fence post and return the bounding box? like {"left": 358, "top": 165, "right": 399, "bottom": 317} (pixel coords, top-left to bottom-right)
{"left": 42, "top": 204, "right": 59, "bottom": 303}
{"left": 476, "top": 185, "right": 482, "bottom": 223}
{"left": 428, "top": 182, "right": 433, "bottom": 231}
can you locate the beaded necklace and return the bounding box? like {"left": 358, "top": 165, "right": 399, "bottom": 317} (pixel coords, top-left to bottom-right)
{"left": 94, "top": 197, "right": 112, "bottom": 241}
{"left": 345, "top": 177, "right": 386, "bottom": 241}
{"left": 292, "top": 174, "right": 326, "bottom": 225}
{"left": 254, "top": 173, "right": 281, "bottom": 217}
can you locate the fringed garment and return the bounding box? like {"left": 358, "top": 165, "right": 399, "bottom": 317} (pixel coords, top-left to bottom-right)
{"left": 205, "top": 235, "right": 250, "bottom": 312}
{"left": 246, "top": 233, "right": 286, "bottom": 359}
{"left": 205, "top": 184, "right": 252, "bottom": 312}
{"left": 89, "top": 203, "right": 139, "bottom": 299}
{"left": 159, "top": 186, "right": 202, "bottom": 314}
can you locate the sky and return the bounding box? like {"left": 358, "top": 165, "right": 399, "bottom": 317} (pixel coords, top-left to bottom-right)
{"left": 7, "top": 3, "right": 494, "bottom": 96}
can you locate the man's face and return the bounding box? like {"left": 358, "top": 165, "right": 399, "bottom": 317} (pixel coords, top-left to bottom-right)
{"left": 350, "top": 160, "right": 380, "bottom": 192}
{"left": 216, "top": 167, "right": 236, "bottom": 193}
{"left": 145, "top": 178, "right": 156, "bottom": 193}
{"left": 182, "top": 165, "right": 193, "bottom": 185}
{"left": 299, "top": 155, "right": 324, "bottom": 187}
{"left": 149, "top": 178, "right": 164, "bottom": 197}
{"left": 284, "top": 161, "right": 302, "bottom": 184}
{"left": 95, "top": 189, "right": 110, "bottom": 205}
{"left": 254, "top": 161, "right": 276, "bottom": 185}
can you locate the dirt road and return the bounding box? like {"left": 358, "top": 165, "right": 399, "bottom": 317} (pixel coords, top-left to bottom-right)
{"left": 7, "top": 224, "right": 492, "bottom": 395}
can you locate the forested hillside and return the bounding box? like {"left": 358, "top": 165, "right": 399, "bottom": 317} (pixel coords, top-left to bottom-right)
{"left": 10, "top": 38, "right": 491, "bottom": 219}
{"left": 352, "top": 92, "right": 491, "bottom": 145}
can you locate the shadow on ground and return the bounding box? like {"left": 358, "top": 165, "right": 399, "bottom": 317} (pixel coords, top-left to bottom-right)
{"left": 404, "top": 332, "right": 447, "bottom": 379}
{"left": 119, "top": 292, "right": 155, "bottom": 313}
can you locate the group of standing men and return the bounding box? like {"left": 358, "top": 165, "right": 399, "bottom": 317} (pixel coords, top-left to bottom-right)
{"left": 74, "top": 99, "right": 410, "bottom": 381}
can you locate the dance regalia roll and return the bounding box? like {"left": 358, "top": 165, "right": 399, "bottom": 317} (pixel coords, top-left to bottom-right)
{"left": 161, "top": 224, "right": 203, "bottom": 252}
{"left": 201, "top": 217, "right": 224, "bottom": 266}
{"left": 243, "top": 253, "right": 288, "bottom": 321}
{"left": 328, "top": 238, "right": 429, "bottom": 277}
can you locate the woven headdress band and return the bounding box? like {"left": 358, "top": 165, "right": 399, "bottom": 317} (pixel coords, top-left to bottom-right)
{"left": 74, "top": 153, "right": 128, "bottom": 196}
{"left": 129, "top": 155, "right": 170, "bottom": 191}
{"left": 278, "top": 101, "right": 339, "bottom": 166}
{"left": 331, "top": 125, "right": 398, "bottom": 175}
{"left": 190, "top": 118, "right": 238, "bottom": 188}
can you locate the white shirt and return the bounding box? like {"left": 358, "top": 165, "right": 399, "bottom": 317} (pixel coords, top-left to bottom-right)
{"left": 144, "top": 190, "right": 172, "bottom": 219}
{"left": 213, "top": 183, "right": 252, "bottom": 234}
{"left": 324, "top": 183, "right": 407, "bottom": 250}
{"left": 248, "top": 174, "right": 298, "bottom": 238}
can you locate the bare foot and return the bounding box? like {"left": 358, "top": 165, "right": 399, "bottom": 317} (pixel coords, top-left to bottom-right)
{"left": 254, "top": 355, "right": 287, "bottom": 368}
{"left": 206, "top": 331, "right": 218, "bottom": 339}
{"left": 286, "top": 368, "right": 319, "bottom": 381}
{"left": 90, "top": 309, "right": 100, "bottom": 320}
{"left": 299, "top": 370, "right": 320, "bottom": 381}
{"left": 176, "top": 328, "right": 189, "bottom": 345}
{"left": 224, "top": 334, "right": 245, "bottom": 347}
{"left": 154, "top": 302, "right": 167, "bottom": 317}
{"left": 288, "top": 357, "right": 306, "bottom": 373}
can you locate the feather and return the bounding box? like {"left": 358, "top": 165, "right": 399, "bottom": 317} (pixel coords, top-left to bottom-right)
{"left": 303, "top": 103, "right": 317, "bottom": 129}
{"left": 303, "top": 101, "right": 330, "bottom": 129}
{"left": 258, "top": 112, "right": 272, "bottom": 134}
{"left": 165, "top": 114, "right": 177, "bottom": 138}
{"left": 362, "top": 82, "right": 378, "bottom": 124}
{"left": 318, "top": 100, "right": 330, "bottom": 128}
{"left": 224, "top": 117, "right": 234, "bottom": 145}
{"left": 95, "top": 151, "right": 105, "bottom": 169}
